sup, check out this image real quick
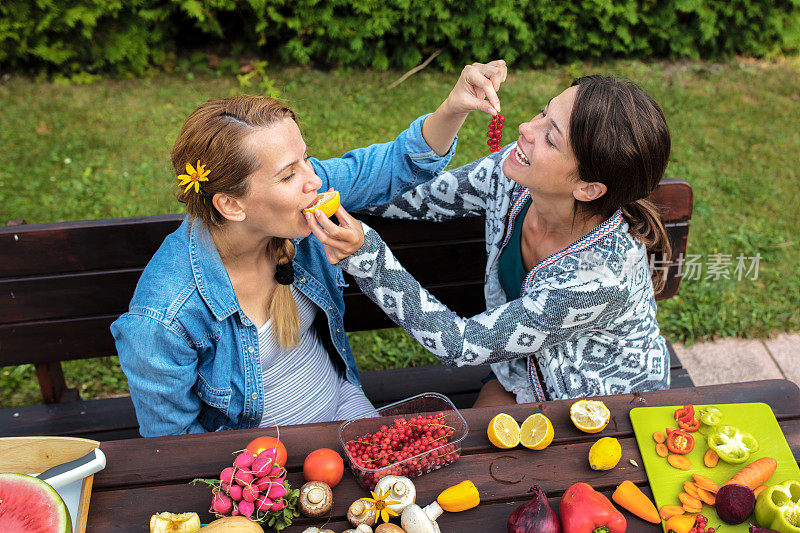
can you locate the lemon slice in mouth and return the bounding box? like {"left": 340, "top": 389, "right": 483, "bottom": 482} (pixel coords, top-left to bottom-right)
{"left": 303, "top": 190, "right": 341, "bottom": 218}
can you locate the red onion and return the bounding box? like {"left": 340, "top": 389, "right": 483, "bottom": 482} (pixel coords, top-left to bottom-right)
{"left": 508, "top": 485, "right": 562, "bottom": 533}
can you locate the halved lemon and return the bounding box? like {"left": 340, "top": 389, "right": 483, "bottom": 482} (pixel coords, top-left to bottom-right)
{"left": 570, "top": 399, "right": 611, "bottom": 433}
{"left": 487, "top": 413, "right": 520, "bottom": 449}
{"left": 303, "top": 190, "right": 340, "bottom": 218}
{"left": 519, "top": 413, "right": 554, "bottom": 450}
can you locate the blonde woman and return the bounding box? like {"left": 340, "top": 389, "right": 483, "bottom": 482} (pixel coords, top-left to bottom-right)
{"left": 111, "top": 61, "right": 507, "bottom": 436}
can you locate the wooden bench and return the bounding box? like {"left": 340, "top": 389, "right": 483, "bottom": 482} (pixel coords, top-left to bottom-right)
{"left": 0, "top": 178, "right": 693, "bottom": 440}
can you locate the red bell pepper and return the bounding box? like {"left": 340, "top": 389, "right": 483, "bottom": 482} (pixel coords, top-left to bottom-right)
{"left": 666, "top": 428, "right": 695, "bottom": 454}
{"left": 560, "top": 482, "right": 627, "bottom": 533}
{"left": 677, "top": 416, "right": 700, "bottom": 432}
{"left": 674, "top": 404, "right": 694, "bottom": 423}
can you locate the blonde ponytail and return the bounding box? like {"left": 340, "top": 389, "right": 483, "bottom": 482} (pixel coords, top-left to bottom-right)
{"left": 621, "top": 198, "right": 672, "bottom": 295}
{"left": 267, "top": 238, "right": 299, "bottom": 349}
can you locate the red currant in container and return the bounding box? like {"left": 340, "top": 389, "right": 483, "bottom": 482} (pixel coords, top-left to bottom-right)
{"left": 338, "top": 392, "right": 468, "bottom": 489}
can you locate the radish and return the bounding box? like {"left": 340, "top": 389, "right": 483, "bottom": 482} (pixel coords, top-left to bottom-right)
{"left": 228, "top": 483, "right": 243, "bottom": 502}
{"left": 242, "top": 484, "right": 259, "bottom": 503}
{"left": 269, "top": 499, "right": 285, "bottom": 512}
{"left": 220, "top": 481, "right": 231, "bottom": 493}
{"left": 219, "top": 467, "right": 235, "bottom": 485}
{"left": 231, "top": 503, "right": 240, "bottom": 516}
{"left": 267, "top": 483, "right": 287, "bottom": 500}
{"left": 258, "top": 447, "right": 278, "bottom": 464}
{"left": 254, "top": 477, "right": 272, "bottom": 492}
{"left": 268, "top": 466, "right": 284, "bottom": 478}
{"left": 249, "top": 455, "right": 273, "bottom": 477}
{"left": 211, "top": 492, "right": 233, "bottom": 515}
{"left": 233, "top": 451, "right": 255, "bottom": 469}
{"left": 254, "top": 495, "right": 273, "bottom": 512}
{"left": 238, "top": 499, "right": 255, "bottom": 520}
{"left": 233, "top": 469, "right": 254, "bottom": 486}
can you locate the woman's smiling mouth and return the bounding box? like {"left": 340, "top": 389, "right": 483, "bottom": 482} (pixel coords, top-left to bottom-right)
{"left": 514, "top": 146, "right": 530, "bottom": 166}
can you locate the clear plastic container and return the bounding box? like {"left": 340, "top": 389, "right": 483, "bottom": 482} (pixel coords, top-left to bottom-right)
{"left": 338, "top": 392, "right": 468, "bottom": 489}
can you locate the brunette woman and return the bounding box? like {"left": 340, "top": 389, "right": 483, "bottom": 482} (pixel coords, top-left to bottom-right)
{"left": 111, "top": 61, "right": 508, "bottom": 436}
{"left": 315, "top": 75, "right": 673, "bottom": 406}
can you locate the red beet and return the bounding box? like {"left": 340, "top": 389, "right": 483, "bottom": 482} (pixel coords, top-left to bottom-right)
{"left": 716, "top": 484, "right": 756, "bottom": 525}
{"left": 508, "top": 486, "right": 562, "bottom": 533}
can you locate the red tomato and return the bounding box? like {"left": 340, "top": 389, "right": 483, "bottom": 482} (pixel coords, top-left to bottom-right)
{"left": 245, "top": 437, "right": 287, "bottom": 467}
{"left": 303, "top": 448, "right": 344, "bottom": 488}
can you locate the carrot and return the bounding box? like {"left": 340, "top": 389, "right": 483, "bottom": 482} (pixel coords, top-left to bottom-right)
{"left": 754, "top": 484, "right": 768, "bottom": 499}
{"left": 703, "top": 448, "right": 719, "bottom": 468}
{"left": 683, "top": 501, "right": 702, "bottom": 513}
{"left": 679, "top": 492, "right": 702, "bottom": 509}
{"left": 612, "top": 480, "right": 660, "bottom": 524}
{"left": 659, "top": 504, "right": 685, "bottom": 521}
{"left": 683, "top": 481, "right": 700, "bottom": 498}
{"left": 653, "top": 431, "right": 666, "bottom": 444}
{"left": 724, "top": 457, "right": 777, "bottom": 490}
{"left": 692, "top": 473, "right": 719, "bottom": 493}
{"left": 668, "top": 454, "right": 692, "bottom": 470}
{"left": 696, "top": 487, "right": 716, "bottom": 506}
{"left": 656, "top": 443, "right": 670, "bottom": 457}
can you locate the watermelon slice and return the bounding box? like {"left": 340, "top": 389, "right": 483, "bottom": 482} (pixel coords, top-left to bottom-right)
{"left": 0, "top": 473, "right": 72, "bottom": 532}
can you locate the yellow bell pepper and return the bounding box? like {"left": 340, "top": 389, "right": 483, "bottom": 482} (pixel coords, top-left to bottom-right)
{"left": 664, "top": 514, "right": 697, "bottom": 533}
{"left": 436, "top": 480, "right": 480, "bottom": 512}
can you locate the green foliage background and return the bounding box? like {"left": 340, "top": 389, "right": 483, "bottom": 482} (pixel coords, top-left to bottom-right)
{"left": 2, "top": 0, "right": 799, "bottom": 75}
{"left": 1, "top": 59, "right": 799, "bottom": 407}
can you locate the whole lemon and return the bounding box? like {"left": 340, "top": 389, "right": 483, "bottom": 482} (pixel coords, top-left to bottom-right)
{"left": 588, "top": 437, "right": 622, "bottom": 470}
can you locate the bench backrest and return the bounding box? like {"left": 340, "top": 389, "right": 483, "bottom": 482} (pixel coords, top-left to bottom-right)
{"left": 1, "top": 178, "right": 692, "bottom": 402}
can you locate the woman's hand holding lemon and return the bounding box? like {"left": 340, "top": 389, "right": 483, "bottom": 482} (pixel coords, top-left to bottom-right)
{"left": 304, "top": 190, "right": 365, "bottom": 264}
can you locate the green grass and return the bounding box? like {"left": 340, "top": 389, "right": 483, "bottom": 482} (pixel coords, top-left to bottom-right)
{"left": 1, "top": 59, "right": 799, "bottom": 408}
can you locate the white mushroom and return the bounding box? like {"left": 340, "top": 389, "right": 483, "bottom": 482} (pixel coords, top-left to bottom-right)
{"left": 300, "top": 528, "right": 335, "bottom": 533}
{"left": 347, "top": 498, "right": 377, "bottom": 527}
{"left": 374, "top": 524, "right": 406, "bottom": 533}
{"left": 374, "top": 475, "right": 417, "bottom": 513}
{"left": 344, "top": 525, "right": 376, "bottom": 533}
{"left": 401, "top": 501, "right": 443, "bottom": 533}
{"left": 297, "top": 481, "right": 333, "bottom": 518}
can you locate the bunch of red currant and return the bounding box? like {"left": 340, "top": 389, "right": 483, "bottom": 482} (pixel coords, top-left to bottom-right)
{"left": 344, "top": 412, "right": 460, "bottom": 489}
{"left": 487, "top": 113, "right": 505, "bottom": 152}
{"left": 691, "top": 514, "right": 715, "bottom": 533}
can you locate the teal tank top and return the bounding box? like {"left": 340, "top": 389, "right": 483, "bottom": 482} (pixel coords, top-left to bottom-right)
{"left": 498, "top": 199, "right": 532, "bottom": 300}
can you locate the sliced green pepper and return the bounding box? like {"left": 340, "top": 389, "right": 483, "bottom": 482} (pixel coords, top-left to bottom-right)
{"left": 699, "top": 407, "right": 722, "bottom": 426}
{"left": 699, "top": 407, "right": 723, "bottom": 435}
{"left": 755, "top": 480, "right": 800, "bottom": 533}
{"left": 707, "top": 425, "right": 759, "bottom": 464}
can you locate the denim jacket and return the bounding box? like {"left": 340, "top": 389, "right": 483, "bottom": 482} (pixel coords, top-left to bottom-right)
{"left": 111, "top": 114, "right": 455, "bottom": 437}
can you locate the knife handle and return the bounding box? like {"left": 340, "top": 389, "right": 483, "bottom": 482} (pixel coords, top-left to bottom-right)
{"left": 37, "top": 448, "right": 107, "bottom": 489}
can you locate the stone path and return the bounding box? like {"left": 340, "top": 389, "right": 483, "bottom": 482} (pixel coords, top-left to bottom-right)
{"left": 673, "top": 332, "right": 800, "bottom": 389}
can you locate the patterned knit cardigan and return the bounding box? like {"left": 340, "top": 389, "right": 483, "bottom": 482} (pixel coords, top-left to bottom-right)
{"left": 339, "top": 144, "right": 670, "bottom": 403}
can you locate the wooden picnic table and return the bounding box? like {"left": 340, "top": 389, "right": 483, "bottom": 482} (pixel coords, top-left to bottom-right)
{"left": 88, "top": 379, "right": 800, "bottom": 532}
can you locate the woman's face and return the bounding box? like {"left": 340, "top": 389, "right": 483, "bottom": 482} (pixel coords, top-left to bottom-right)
{"left": 502, "top": 86, "right": 581, "bottom": 198}
{"left": 235, "top": 118, "right": 323, "bottom": 239}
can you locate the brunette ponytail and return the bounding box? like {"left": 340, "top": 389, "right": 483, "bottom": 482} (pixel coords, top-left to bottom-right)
{"left": 621, "top": 199, "right": 672, "bottom": 294}
{"left": 267, "top": 237, "right": 299, "bottom": 349}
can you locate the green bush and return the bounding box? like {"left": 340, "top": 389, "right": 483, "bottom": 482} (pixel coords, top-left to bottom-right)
{"left": 1, "top": 0, "right": 799, "bottom": 74}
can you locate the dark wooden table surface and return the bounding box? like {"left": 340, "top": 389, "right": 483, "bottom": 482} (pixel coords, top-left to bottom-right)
{"left": 88, "top": 380, "right": 800, "bottom": 532}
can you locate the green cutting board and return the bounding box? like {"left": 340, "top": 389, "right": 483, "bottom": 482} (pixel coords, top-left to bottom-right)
{"left": 630, "top": 402, "right": 800, "bottom": 532}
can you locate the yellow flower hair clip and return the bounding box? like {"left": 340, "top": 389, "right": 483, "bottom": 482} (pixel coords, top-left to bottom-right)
{"left": 178, "top": 160, "right": 211, "bottom": 194}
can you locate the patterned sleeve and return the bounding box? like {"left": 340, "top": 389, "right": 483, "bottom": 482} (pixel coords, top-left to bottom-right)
{"left": 364, "top": 148, "right": 509, "bottom": 221}
{"left": 338, "top": 225, "right": 627, "bottom": 367}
